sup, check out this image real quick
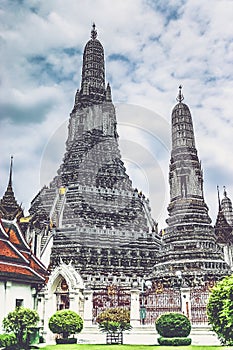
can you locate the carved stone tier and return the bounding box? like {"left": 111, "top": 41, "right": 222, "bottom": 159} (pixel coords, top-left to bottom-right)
{"left": 28, "top": 25, "right": 160, "bottom": 282}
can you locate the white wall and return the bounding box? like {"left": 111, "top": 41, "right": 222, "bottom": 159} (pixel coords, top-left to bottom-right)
{"left": 0, "top": 281, "right": 34, "bottom": 333}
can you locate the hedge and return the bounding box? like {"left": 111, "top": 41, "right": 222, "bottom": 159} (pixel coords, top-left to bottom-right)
{"left": 158, "top": 336, "right": 192, "bottom": 346}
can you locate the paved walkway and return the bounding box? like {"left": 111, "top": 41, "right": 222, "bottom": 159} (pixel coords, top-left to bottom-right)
{"left": 42, "top": 325, "right": 221, "bottom": 346}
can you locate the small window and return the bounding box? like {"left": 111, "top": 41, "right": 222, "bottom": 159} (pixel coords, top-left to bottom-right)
{"left": 16, "top": 299, "right": 24, "bottom": 307}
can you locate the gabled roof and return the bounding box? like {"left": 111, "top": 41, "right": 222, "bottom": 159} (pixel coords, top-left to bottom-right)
{"left": 0, "top": 218, "right": 48, "bottom": 284}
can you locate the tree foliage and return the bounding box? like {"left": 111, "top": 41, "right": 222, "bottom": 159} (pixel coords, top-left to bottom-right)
{"left": 2, "top": 307, "right": 39, "bottom": 348}
{"left": 0, "top": 333, "right": 16, "bottom": 348}
{"left": 207, "top": 274, "right": 233, "bottom": 345}
{"left": 96, "top": 307, "right": 132, "bottom": 333}
{"left": 155, "top": 312, "right": 191, "bottom": 338}
{"left": 48, "top": 310, "right": 83, "bottom": 338}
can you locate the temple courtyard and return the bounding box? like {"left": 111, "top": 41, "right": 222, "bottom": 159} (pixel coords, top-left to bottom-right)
{"left": 36, "top": 325, "right": 223, "bottom": 348}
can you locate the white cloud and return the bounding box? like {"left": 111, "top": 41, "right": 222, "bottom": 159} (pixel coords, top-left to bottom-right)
{"left": 0, "top": 0, "right": 233, "bottom": 228}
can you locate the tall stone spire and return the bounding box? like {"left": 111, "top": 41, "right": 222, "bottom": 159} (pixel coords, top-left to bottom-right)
{"left": 215, "top": 186, "right": 232, "bottom": 244}
{"left": 151, "top": 87, "right": 230, "bottom": 286}
{"left": 0, "top": 156, "right": 23, "bottom": 220}
{"left": 167, "top": 86, "right": 210, "bottom": 226}
{"left": 214, "top": 187, "right": 233, "bottom": 269}
{"left": 29, "top": 26, "right": 160, "bottom": 284}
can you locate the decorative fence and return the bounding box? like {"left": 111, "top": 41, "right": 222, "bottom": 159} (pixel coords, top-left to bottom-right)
{"left": 141, "top": 287, "right": 181, "bottom": 325}
{"left": 92, "top": 283, "right": 211, "bottom": 325}
{"left": 190, "top": 286, "right": 210, "bottom": 324}
{"left": 92, "top": 285, "right": 131, "bottom": 323}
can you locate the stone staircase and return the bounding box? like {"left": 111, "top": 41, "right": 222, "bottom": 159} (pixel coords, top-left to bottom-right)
{"left": 78, "top": 325, "right": 221, "bottom": 345}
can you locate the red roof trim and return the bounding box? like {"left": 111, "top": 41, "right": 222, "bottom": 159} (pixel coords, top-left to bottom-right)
{"left": 0, "top": 261, "right": 45, "bottom": 281}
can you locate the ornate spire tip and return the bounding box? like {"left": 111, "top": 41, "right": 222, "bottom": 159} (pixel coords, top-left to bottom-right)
{"left": 223, "top": 185, "right": 227, "bottom": 197}
{"left": 176, "top": 85, "right": 184, "bottom": 103}
{"left": 91, "top": 23, "right": 97, "bottom": 40}
{"left": 217, "top": 185, "right": 221, "bottom": 210}
{"left": 8, "top": 155, "right": 13, "bottom": 187}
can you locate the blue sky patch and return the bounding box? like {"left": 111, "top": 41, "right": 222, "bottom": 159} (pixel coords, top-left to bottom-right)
{"left": 108, "top": 53, "right": 130, "bottom": 63}
{"left": 145, "top": 0, "right": 185, "bottom": 25}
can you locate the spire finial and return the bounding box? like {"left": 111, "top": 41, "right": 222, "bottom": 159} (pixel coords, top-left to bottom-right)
{"left": 91, "top": 23, "right": 97, "bottom": 40}
{"left": 223, "top": 186, "right": 227, "bottom": 197}
{"left": 217, "top": 185, "right": 221, "bottom": 210}
{"left": 176, "top": 85, "right": 184, "bottom": 103}
{"left": 8, "top": 155, "right": 13, "bottom": 187}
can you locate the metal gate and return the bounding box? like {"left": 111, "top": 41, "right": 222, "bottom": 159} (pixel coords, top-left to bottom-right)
{"left": 190, "top": 285, "right": 210, "bottom": 324}
{"left": 93, "top": 285, "right": 131, "bottom": 323}
{"left": 141, "top": 287, "right": 181, "bottom": 325}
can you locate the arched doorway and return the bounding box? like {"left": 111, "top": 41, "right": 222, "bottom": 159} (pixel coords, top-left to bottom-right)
{"left": 55, "top": 277, "right": 70, "bottom": 310}
{"left": 41, "top": 262, "right": 85, "bottom": 342}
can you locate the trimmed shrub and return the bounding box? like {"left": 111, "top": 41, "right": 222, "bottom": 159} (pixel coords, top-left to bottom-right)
{"left": 155, "top": 312, "right": 191, "bottom": 338}
{"left": 0, "top": 333, "right": 16, "bottom": 347}
{"left": 158, "top": 336, "right": 192, "bottom": 346}
{"left": 96, "top": 307, "right": 132, "bottom": 333}
{"left": 48, "top": 310, "right": 83, "bottom": 339}
{"left": 96, "top": 308, "right": 131, "bottom": 345}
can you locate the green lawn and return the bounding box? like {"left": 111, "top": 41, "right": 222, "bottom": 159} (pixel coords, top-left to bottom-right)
{"left": 39, "top": 345, "right": 229, "bottom": 350}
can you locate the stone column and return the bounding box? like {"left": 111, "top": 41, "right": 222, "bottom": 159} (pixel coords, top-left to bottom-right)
{"left": 42, "top": 292, "right": 50, "bottom": 342}
{"left": 83, "top": 289, "right": 93, "bottom": 327}
{"left": 130, "top": 288, "right": 140, "bottom": 327}
{"left": 43, "top": 291, "right": 56, "bottom": 343}
{"left": 180, "top": 287, "right": 191, "bottom": 319}
{"left": 69, "top": 291, "right": 80, "bottom": 313}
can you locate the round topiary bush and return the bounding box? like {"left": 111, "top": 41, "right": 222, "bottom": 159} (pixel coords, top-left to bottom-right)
{"left": 48, "top": 310, "right": 83, "bottom": 339}
{"left": 155, "top": 312, "right": 191, "bottom": 338}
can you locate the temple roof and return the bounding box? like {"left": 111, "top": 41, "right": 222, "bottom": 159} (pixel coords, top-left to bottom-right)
{"left": 0, "top": 157, "right": 24, "bottom": 221}
{"left": 0, "top": 218, "right": 48, "bottom": 284}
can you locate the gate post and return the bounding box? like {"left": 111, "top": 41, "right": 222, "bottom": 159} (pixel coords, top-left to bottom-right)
{"left": 130, "top": 287, "right": 140, "bottom": 327}
{"left": 83, "top": 289, "right": 93, "bottom": 326}
{"left": 180, "top": 287, "right": 191, "bottom": 319}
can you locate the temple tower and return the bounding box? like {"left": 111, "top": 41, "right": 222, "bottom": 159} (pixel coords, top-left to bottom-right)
{"left": 0, "top": 156, "right": 24, "bottom": 221}
{"left": 135, "top": 87, "right": 232, "bottom": 326}
{"left": 152, "top": 87, "right": 230, "bottom": 285}
{"left": 29, "top": 25, "right": 160, "bottom": 289}
{"left": 220, "top": 187, "right": 233, "bottom": 226}
{"left": 215, "top": 187, "right": 233, "bottom": 268}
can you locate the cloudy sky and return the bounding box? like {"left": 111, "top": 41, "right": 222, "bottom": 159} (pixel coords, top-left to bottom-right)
{"left": 0, "top": 0, "right": 233, "bottom": 228}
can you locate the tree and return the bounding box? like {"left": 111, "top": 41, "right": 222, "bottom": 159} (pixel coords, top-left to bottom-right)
{"left": 3, "top": 307, "right": 39, "bottom": 349}
{"left": 48, "top": 310, "right": 83, "bottom": 339}
{"left": 207, "top": 274, "right": 233, "bottom": 345}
